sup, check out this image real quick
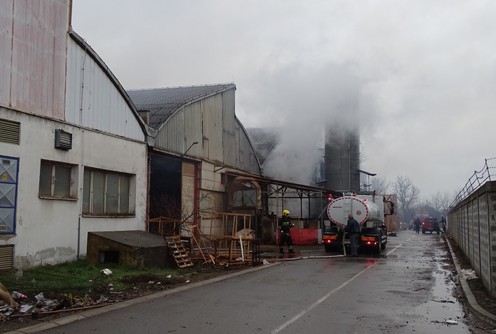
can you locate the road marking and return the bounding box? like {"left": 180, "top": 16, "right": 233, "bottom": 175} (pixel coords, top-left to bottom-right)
{"left": 271, "top": 241, "right": 405, "bottom": 333}
{"left": 386, "top": 243, "right": 404, "bottom": 256}
{"left": 270, "top": 263, "right": 373, "bottom": 334}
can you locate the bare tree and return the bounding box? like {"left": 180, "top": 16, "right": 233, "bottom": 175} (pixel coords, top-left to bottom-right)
{"left": 392, "top": 176, "right": 420, "bottom": 222}
{"left": 371, "top": 176, "right": 390, "bottom": 195}
{"left": 430, "top": 191, "right": 452, "bottom": 216}
{"left": 415, "top": 200, "right": 437, "bottom": 217}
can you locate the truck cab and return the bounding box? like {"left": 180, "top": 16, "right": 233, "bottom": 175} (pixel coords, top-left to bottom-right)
{"left": 421, "top": 217, "right": 440, "bottom": 234}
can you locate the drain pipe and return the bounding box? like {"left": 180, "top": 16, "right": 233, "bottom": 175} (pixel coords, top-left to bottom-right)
{"left": 77, "top": 215, "right": 81, "bottom": 260}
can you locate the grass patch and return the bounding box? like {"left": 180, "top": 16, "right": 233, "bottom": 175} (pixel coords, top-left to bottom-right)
{"left": 1, "top": 260, "right": 178, "bottom": 299}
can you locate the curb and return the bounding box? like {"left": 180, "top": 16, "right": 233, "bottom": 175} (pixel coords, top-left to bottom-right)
{"left": 267, "top": 254, "right": 346, "bottom": 262}
{"left": 5, "top": 262, "right": 281, "bottom": 334}
{"left": 444, "top": 234, "right": 496, "bottom": 326}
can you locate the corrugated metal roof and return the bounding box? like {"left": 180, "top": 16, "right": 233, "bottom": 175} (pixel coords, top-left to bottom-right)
{"left": 127, "top": 84, "right": 236, "bottom": 129}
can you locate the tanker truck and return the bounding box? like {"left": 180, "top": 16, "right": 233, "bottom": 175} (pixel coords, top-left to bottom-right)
{"left": 323, "top": 193, "right": 387, "bottom": 254}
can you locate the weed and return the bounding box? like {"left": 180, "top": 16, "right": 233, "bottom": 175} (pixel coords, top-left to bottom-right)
{"left": 1, "top": 260, "right": 177, "bottom": 299}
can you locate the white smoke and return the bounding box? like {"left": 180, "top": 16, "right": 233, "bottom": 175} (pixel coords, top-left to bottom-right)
{"left": 246, "top": 62, "right": 366, "bottom": 184}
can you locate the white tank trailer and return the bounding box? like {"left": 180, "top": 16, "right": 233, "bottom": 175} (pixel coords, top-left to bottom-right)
{"left": 327, "top": 195, "right": 384, "bottom": 227}
{"left": 325, "top": 194, "right": 387, "bottom": 253}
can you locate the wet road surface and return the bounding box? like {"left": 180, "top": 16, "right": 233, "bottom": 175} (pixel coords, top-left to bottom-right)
{"left": 35, "top": 230, "right": 477, "bottom": 334}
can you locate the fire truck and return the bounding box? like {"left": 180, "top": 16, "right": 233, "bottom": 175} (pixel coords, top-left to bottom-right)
{"left": 323, "top": 193, "right": 389, "bottom": 254}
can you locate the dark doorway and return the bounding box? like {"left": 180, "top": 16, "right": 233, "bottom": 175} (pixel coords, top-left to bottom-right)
{"left": 149, "top": 153, "right": 182, "bottom": 219}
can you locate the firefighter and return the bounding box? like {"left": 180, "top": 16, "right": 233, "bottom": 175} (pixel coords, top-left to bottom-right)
{"left": 278, "top": 209, "right": 295, "bottom": 254}
{"left": 440, "top": 216, "right": 446, "bottom": 233}
{"left": 414, "top": 218, "right": 421, "bottom": 234}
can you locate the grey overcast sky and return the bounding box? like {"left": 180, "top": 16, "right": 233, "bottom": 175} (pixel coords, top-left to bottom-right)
{"left": 72, "top": 0, "right": 496, "bottom": 200}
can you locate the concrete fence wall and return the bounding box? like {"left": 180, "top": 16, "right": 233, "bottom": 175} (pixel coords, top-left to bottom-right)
{"left": 448, "top": 181, "right": 496, "bottom": 296}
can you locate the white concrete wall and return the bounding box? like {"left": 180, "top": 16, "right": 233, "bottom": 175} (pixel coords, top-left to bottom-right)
{"left": 448, "top": 182, "right": 496, "bottom": 296}
{"left": 0, "top": 108, "right": 148, "bottom": 268}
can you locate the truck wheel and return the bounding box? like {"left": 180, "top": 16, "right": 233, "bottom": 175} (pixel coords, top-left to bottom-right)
{"left": 324, "top": 245, "right": 332, "bottom": 252}
{"left": 422, "top": 229, "right": 426, "bottom": 234}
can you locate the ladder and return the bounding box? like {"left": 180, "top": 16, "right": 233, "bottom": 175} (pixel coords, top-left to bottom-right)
{"left": 165, "top": 236, "right": 193, "bottom": 268}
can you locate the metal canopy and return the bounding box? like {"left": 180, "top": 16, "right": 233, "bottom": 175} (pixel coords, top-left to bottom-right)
{"left": 226, "top": 171, "right": 341, "bottom": 219}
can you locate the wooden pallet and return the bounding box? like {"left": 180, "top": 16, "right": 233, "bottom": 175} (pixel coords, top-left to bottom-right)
{"left": 165, "top": 236, "right": 193, "bottom": 268}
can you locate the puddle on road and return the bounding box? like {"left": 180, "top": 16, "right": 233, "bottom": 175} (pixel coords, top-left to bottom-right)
{"left": 410, "top": 252, "right": 470, "bottom": 333}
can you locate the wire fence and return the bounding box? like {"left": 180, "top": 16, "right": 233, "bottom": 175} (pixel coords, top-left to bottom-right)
{"left": 451, "top": 157, "right": 496, "bottom": 207}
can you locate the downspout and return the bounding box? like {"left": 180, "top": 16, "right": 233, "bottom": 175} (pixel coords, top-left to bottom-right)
{"left": 76, "top": 47, "right": 87, "bottom": 259}
{"left": 194, "top": 162, "right": 200, "bottom": 226}
{"left": 146, "top": 153, "right": 151, "bottom": 229}
{"left": 76, "top": 215, "right": 81, "bottom": 260}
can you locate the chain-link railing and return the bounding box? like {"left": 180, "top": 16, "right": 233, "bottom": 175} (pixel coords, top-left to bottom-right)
{"left": 451, "top": 157, "right": 496, "bottom": 207}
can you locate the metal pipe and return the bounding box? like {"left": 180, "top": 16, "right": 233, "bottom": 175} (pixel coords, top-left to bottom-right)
{"left": 182, "top": 141, "right": 198, "bottom": 157}
{"left": 76, "top": 215, "right": 81, "bottom": 260}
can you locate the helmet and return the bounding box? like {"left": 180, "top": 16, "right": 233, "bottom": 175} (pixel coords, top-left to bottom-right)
{"left": 282, "top": 209, "right": 290, "bottom": 215}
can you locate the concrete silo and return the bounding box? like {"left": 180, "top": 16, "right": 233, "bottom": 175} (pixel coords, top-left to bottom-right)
{"left": 325, "top": 128, "right": 360, "bottom": 193}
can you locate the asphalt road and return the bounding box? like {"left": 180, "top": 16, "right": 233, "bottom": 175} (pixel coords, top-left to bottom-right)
{"left": 31, "top": 230, "right": 475, "bottom": 334}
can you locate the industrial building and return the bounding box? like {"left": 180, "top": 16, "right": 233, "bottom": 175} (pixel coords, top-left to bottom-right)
{"left": 0, "top": 0, "right": 148, "bottom": 268}
{"left": 0, "top": 0, "right": 363, "bottom": 269}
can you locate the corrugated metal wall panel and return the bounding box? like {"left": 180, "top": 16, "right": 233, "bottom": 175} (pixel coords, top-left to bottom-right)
{"left": 155, "top": 88, "right": 260, "bottom": 174}
{"left": 0, "top": 0, "right": 13, "bottom": 106}
{"left": 236, "top": 122, "right": 260, "bottom": 174}
{"left": 156, "top": 109, "right": 184, "bottom": 153}
{"left": 65, "top": 38, "right": 80, "bottom": 123}
{"left": 66, "top": 38, "right": 145, "bottom": 142}
{"left": 222, "top": 90, "right": 235, "bottom": 128}
{"left": 201, "top": 95, "right": 223, "bottom": 162}
{"left": 223, "top": 127, "right": 236, "bottom": 166}
{"left": 168, "top": 112, "right": 184, "bottom": 152}
{"left": 223, "top": 90, "right": 236, "bottom": 166}
{"left": 9, "top": 0, "right": 68, "bottom": 119}
{"left": 235, "top": 125, "right": 241, "bottom": 168}
{"left": 235, "top": 120, "right": 260, "bottom": 174}
{"left": 184, "top": 103, "right": 203, "bottom": 156}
